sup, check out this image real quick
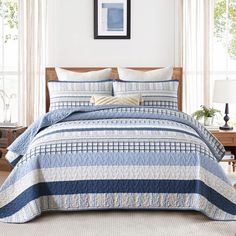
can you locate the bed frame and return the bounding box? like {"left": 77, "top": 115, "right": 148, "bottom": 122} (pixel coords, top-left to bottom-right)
{"left": 45, "top": 67, "right": 183, "bottom": 112}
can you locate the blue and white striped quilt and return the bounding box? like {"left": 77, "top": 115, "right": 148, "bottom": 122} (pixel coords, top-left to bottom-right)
{"left": 0, "top": 106, "right": 235, "bottom": 223}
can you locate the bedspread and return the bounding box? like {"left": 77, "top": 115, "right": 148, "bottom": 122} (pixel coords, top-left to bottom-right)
{"left": 0, "top": 106, "right": 235, "bottom": 223}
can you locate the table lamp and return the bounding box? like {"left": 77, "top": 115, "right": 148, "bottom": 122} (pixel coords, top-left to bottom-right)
{"left": 213, "top": 80, "right": 236, "bottom": 130}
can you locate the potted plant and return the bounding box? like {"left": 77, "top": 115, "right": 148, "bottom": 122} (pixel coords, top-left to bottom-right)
{"left": 192, "top": 105, "right": 220, "bottom": 126}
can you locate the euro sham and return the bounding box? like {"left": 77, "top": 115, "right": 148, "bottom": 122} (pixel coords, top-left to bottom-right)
{"left": 55, "top": 67, "right": 112, "bottom": 81}
{"left": 118, "top": 67, "right": 173, "bottom": 81}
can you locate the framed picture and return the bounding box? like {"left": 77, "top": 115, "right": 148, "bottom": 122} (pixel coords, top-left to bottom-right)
{"left": 94, "top": 0, "right": 131, "bottom": 39}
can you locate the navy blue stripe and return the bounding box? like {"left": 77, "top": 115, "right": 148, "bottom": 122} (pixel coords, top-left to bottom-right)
{"left": 114, "top": 80, "right": 179, "bottom": 84}
{"left": 34, "top": 127, "right": 200, "bottom": 142}
{"left": 48, "top": 79, "right": 113, "bottom": 83}
{"left": 10, "top": 155, "right": 22, "bottom": 166}
{"left": 0, "top": 180, "right": 235, "bottom": 218}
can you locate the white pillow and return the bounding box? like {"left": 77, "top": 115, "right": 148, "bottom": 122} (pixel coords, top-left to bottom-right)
{"left": 55, "top": 67, "right": 112, "bottom": 81}
{"left": 117, "top": 67, "right": 173, "bottom": 81}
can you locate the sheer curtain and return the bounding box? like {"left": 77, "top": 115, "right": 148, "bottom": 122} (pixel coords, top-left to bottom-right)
{"left": 182, "top": 0, "right": 214, "bottom": 114}
{"left": 18, "top": 0, "right": 47, "bottom": 126}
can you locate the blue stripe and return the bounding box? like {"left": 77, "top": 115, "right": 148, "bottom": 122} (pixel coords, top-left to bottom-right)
{"left": 0, "top": 180, "right": 235, "bottom": 218}
{"left": 34, "top": 127, "right": 200, "bottom": 142}
{"left": 4, "top": 153, "right": 230, "bottom": 192}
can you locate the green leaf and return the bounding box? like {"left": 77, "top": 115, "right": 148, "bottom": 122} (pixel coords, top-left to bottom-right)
{"left": 0, "top": 0, "right": 18, "bottom": 43}
{"left": 214, "top": 0, "right": 236, "bottom": 59}
{"left": 192, "top": 105, "right": 221, "bottom": 119}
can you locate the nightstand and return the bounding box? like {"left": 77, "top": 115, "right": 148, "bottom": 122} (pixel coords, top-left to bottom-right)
{"left": 210, "top": 130, "right": 236, "bottom": 172}
{"left": 0, "top": 126, "right": 27, "bottom": 171}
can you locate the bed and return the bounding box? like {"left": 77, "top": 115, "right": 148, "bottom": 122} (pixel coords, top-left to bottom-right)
{"left": 0, "top": 67, "right": 235, "bottom": 223}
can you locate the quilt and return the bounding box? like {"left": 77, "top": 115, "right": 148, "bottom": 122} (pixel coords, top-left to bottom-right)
{"left": 0, "top": 106, "right": 235, "bottom": 223}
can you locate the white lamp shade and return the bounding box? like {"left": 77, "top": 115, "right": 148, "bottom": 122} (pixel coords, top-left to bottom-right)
{"left": 213, "top": 80, "right": 236, "bottom": 103}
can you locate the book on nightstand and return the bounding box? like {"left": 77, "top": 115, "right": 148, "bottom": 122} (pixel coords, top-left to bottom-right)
{"left": 222, "top": 151, "right": 235, "bottom": 160}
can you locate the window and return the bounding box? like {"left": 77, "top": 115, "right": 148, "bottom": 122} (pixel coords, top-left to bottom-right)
{"left": 213, "top": 0, "right": 236, "bottom": 126}
{"left": 0, "top": 0, "right": 19, "bottom": 124}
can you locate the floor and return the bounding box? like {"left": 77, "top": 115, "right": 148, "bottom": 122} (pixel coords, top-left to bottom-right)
{"left": 221, "top": 162, "right": 236, "bottom": 185}
{"left": 0, "top": 163, "right": 235, "bottom": 236}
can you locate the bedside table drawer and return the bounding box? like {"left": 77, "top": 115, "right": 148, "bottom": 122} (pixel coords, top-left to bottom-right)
{"left": 0, "top": 130, "right": 8, "bottom": 147}
{"left": 212, "top": 133, "right": 236, "bottom": 146}
{"left": 0, "top": 148, "right": 12, "bottom": 171}
{"left": 0, "top": 126, "right": 26, "bottom": 172}
{"left": 0, "top": 158, "right": 12, "bottom": 172}
{"left": 220, "top": 137, "right": 236, "bottom": 146}
{"left": 0, "top": 127, "right": 27, "bottom": 148}
{"left": 0, "top": 148, "right": 7, "bottom": 158}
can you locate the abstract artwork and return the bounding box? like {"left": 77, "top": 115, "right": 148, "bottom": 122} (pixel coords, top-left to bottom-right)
{"left": 94, "top": 0, "right": 131, "bottom": 39}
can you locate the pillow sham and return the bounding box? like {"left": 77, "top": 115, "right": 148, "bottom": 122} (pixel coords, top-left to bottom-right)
{"left": 113, "top": 80, "right": 179, "bottom": 110}
{"left": 117, "top": 67, "right": 173, "bottom": 81}
{"left": 90, "top": 94, "right": 143, "bottom": 106}
{"left": 48, "top": 80, "right": 113, "bottom": 111}
{"left": 55, "top": 67, "right": 112, "bottom": 81}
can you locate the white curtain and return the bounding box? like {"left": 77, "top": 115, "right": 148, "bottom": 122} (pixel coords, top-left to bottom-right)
{"left": 18, "top": 0, "right": 47, "bottom": 126}
{"left": 182, "top": 0, "right": 214, "bottom": 114}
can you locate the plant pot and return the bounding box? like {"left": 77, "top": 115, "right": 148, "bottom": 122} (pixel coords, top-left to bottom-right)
{"left": 204, "top": 117, "right": 213, "bottom": 126}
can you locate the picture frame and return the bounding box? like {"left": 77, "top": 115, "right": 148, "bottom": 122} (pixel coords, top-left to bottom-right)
{"left": 94, "top": 0, "right": 131, "bottom": 39}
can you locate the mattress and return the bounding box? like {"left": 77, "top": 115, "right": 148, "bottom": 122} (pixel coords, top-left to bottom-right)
{"left": 0, "top": 106, "right": 235, "bottom": 223}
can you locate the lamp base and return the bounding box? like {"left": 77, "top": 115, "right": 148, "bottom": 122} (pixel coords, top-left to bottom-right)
{"left": 220, "top": 103, "right": 234, "bottom": 130}
{"left": 219, "top": 125, "right": 233, "bottom": 131}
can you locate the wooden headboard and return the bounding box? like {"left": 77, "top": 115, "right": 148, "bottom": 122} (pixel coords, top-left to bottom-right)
{"left": 45, "top": 67, "right": 183, "bottom": 112}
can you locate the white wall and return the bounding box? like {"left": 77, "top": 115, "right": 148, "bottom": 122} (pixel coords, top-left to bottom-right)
{"left": 46, "top": 0, "right": 180, "bottom": 67}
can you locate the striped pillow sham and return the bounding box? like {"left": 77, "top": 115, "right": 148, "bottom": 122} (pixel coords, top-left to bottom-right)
{"left": 113, "top": 80, "right": 179, "bottom": 110}
{"left": 48, "top": 80, "right": 113, "bottom": 111}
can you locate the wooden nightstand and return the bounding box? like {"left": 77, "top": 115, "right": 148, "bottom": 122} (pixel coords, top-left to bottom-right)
{"left": 210, "top": 130, "right": 236, "bottom": 172}
{"left": 0, "top": 126, "right": 27, "bottom": 171}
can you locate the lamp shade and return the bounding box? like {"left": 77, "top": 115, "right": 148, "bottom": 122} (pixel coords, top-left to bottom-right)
{"left": 213, "top": 80, "right": 236, "bottom": 103}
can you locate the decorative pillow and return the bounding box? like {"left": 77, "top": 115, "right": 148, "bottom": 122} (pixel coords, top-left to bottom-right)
{"left": 48, "top": 80, "right": 113, "bottom": 111}
{"left": 113, "top": 80, "right": 179, "bottom": 110}
{"left": 117, "top": 67, "right": 173, "bottom": 81}
{"left": 90, "top": 94, "right": 143, "bottom": 106}
{"left": 55, "top": 67, "right": 112, "bottom": 81}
